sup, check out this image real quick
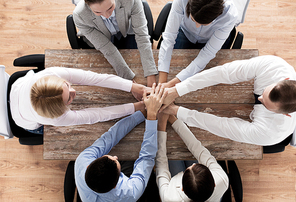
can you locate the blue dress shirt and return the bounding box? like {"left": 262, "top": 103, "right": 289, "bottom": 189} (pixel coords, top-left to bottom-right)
{"left": 75, "top": 111, "right": 158, "bottom": 202}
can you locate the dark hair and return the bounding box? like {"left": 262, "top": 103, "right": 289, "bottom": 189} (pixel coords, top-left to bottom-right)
{"left": 85, "top": 0, "right": 105, "bottom": 5}
{"left": 186, "top": 0, "right": 224, "bottom": 24}
{"left": 85, "top": 156, "right": 120, "bottom": 193}
{"left": 182, "top": 164, "right": 215, "bottom": 202}
{"left": 269, "top": 80, "right": 296, "bottom": 114}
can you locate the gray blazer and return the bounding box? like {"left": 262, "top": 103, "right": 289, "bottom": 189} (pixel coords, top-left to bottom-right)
{"left": 73, "top": 0, "right": 158, "bottom": 80}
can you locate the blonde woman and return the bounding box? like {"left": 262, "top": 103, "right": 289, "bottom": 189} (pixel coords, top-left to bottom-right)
{"left": 10, "top": 67, "right": 147, "bottom": 134}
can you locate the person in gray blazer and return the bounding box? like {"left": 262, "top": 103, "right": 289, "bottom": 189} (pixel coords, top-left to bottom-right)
{"left": 73, "top": 0, "right": 158, "bottom": 86}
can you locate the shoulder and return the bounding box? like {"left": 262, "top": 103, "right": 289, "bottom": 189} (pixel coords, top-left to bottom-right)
{"left": 73, "top": 0, "right": 93, "bottom": 20}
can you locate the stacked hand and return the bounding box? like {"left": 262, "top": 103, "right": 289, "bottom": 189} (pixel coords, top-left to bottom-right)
{"left": 143, "top": 83, "right": 167, "bottom": 120}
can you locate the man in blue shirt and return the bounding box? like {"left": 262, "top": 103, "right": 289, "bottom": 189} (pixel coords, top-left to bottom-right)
{"left": 75, "top": 83, "right": 166, "bottom": 201}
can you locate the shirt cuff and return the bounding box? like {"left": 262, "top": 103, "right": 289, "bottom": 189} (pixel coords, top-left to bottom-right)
{"left": 176, "top": 106, "right": 190, "bottom": 121}
{"left": 133, "top": 111, "right": 146, "bottom": 124}
{"left": 145, "top": 119, "right": 158, "bottom": 133}
{"left": 175, "top": 81, "right": 190, "bottom": 97}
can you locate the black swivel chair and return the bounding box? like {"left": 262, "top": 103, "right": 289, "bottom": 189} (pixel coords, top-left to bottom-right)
{"left": 7, "top": 54, "right": 45, "bottom": 145}
{"left": 263, "top": 134, "right": 293, "bottom": 154}
{"left": 66, "top": 0, "right": 154, "bottom": 49}
{"left": 64, "top": 161, "right": 81, "bottom": 202}
{"left": 152, "top": 2, "right": 244, "bottom": 49}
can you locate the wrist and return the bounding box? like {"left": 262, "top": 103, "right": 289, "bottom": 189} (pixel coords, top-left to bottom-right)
{"left": 168, "top": 77, "right": 180, "bottom": 87}
{"left": 147, "top": 112, "right": 157, "bottom": 120}
{"left": 159, "top": 71, "right": 168, "bottom": 83}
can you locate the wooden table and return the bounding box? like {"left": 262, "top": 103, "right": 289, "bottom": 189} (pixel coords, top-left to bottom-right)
{"left": 44, "top": 49, "right": 262, "bottom": 160}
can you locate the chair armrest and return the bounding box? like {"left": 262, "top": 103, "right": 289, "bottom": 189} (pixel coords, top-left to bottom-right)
{"left": 13, "top": 54, "right": 45, "bottom": 71}
{"left": 19, "top": 135, "right": 43, "bottom": 145}
{"left": 232, "top": 32, "right": 244, "bottom": 49}
{"left": 228, "top": 160, "right": 243, "bottom": 202}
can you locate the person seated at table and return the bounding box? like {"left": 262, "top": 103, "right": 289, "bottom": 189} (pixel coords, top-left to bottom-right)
{"left": 75, "top": 83, "right": 166, "bottom": 201}
{"left": 10, "top": 67, "right": 148, "bottom": 134}
{"left": 73, "top": 0, "right": 158, "bottom": 86}
{"left": 158, "top": 0, "right": 238, "bottom": 85}
{"left": 155, "top": 114, "right": 228, "bottom": 202}
{"left": 161, "top": 55, "right": 296, "bottom": 146}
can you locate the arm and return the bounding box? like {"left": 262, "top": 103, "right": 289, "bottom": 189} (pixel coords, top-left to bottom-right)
{"left": 155, "top": 113, "right": 171, "bottom": 202}
{"left": 176, "top": 106, "right": 291, "bottom": 146}
{"left": 158, "top": 0, "right": 184, "bottom": 75}
{"left": 131, "top": 0, "right": 158, "bottom": 78}
{"left": 73, "top": 7, "right": 135, "bottom": 80}
{"left": 176, "top": 23, "right": 235, "bottom": 82}
{"left": 47, "top": 67, "right": 133, "bottom": 92}
{"left": 171, "top": 118, "right": 229, "bottom": 196}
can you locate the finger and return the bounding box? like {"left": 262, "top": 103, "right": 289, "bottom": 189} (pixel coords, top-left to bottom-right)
{"left": 157, "top": 86, "right": 165, "bottom": 100}
{"left": 143, "top": 90, "right": 147, "bottom": 100}
{"left": 159, "top": 104, "right": 169, "bottom": 113}
{"left": 150, "top": 83, "right": 156, "bottom": 95}
{"left": 159, "top": 88, "right": 168, "bottom": 104}
{"left": 155, "top": 83, "right": 161, "bottom": 95}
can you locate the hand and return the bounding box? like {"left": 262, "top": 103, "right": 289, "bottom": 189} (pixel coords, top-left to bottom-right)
{"left": 131, "top": 82, "right": 151, "bottom": 101}
{"left": 159, "top": 87, "right": 179, "bottom": 112}
{"left": 161, "top": 103, "right": 179, "bottom": 116}
{"left": 143, "top": 83, "right": 167, "bottom": 120}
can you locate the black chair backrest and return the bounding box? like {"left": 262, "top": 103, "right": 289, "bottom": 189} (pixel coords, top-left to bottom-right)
{"left": 263, "top": 134, "right": 292, "bottom": 154}
{"left": 7, "top": 70, "right": 41, "bottom": 140}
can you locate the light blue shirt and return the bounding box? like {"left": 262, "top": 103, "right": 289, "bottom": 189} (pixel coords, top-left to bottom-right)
{"left": 75, "top": 111, "right": 158, "bottom": 202}
{"left": 158, "top": 0, "right": 238, "bottom": 81}
{"left": 101, "top": 10, "right": 120, "bottom": 35}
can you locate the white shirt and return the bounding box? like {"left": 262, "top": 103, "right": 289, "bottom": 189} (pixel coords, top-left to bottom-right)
{"left": 10, "top": 67, "right": 134, "bottom": 130}
{"left": 175, "top": 55, "right": 296, "bottom": 146}
{"left": 158, "top": 0, "right": 238, "bottom": 81}
{"left": 156, "top": 119, "right": 229, "bottom": 202}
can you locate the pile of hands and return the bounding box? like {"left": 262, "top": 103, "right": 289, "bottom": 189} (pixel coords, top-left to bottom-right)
{"left": 132, "top": 82, "right": 179, "bottom": 119}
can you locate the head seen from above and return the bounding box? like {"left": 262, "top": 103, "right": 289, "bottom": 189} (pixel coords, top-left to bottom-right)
{"left": 186, "top": 0, "right": 224, "bottom": 28}
{"left": 182, "top": 163, "right": 215, "bottom": 202}
{"left": 85, "top": 0, "right": 116, "bottom": 18}
{"left": 259, "top": 79, "right": 296, "bottom": 115}
{"left": 85, "top": 155, "right": 121, "bottom": 193}
{"left": 30, "top": 76, "right": 76, "bottom": 119}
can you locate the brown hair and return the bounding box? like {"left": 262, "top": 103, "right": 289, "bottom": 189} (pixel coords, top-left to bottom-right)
{"left": 85, "top": 0, "right": 105, "bottom": 5}
{"left": 182, "top": 164, "right": 215, "bottom": 202}
{"left": 186, "top": 0, "right": 224, "bottom": 24}
{"left": 30, "top": 76, "right": 68, "bottom": 118}
{"left": 269, "top": 80, "right": 296, "bottom": 114}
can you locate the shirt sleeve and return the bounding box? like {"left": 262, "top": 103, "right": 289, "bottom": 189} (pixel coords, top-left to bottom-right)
{"left": 171, "top": 119, "right": 229, "bottom": 196}
{"left": 73, "top": 5, "right": 135, "bottom": 80}
{"left": 158, "top": 0, "right": 184, "bottom": 73}
{"left": 175, "top": 56, "right": 265, "bottom": 97}
{"left": 77, "top": 111, "right": 145, "bottom": 160}
{"left": 52, "top": 103, "right": 135, "bottom": 126}
{"left": 176, "top": 106, "right": 293, "bottom": 146}
{"left": 46, "top": 67, "right": 133, "bottom": 92}
{"left": 126, "top": 119, "right": 158, "bottom": 200}
{"left": 176, "top": 21, "right": 235, "bottom": 81}
{"left": 155, "top": 131, "right": 172, "bottom": 202}
{"left": 131, "top": 0, "right": 158, "bottom": 77}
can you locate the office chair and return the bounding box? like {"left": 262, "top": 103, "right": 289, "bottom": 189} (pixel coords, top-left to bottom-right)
{"left": 219, "top": 160, "right": 243, "bottom": 202}
{"left": 66, "top": 0, "right": 154, "bottom": 49}
{"left": 1, "top": 54, "right": 45, "bottom": 145}
{"left": 263, "top": 134, "right": 293, "bottom": 154}
{"left": 64, "top": 161, "right": 81, "bottom": 202}
{"left": 152, "top": 1, "right": 248, "bottom": 49}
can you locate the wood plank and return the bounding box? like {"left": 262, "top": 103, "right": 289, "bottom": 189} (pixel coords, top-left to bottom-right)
{"left": 44, "top": 103, "right": 261, "bottom": 160}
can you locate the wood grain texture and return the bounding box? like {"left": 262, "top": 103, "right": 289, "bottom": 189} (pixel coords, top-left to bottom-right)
{"left": 43, "top": 49, "right": 261, "bottom": 161}
{"left": 1, "top": 0, "right": 296, "bottom": 201}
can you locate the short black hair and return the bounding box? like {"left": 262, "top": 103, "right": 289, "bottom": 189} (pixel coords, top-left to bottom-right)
{"left": 182, "top": 164, "right": 215, "bottom": 202}
{"left": 186, "top": 0, "right": 224, "bottom": 24}
{"left": 85, "top": 156, "right": 120, "bottom": 193}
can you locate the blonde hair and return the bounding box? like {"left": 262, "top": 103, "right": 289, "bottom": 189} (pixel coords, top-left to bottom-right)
{"left": 31, "top": 76, "right": 68, "bottom": 119}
